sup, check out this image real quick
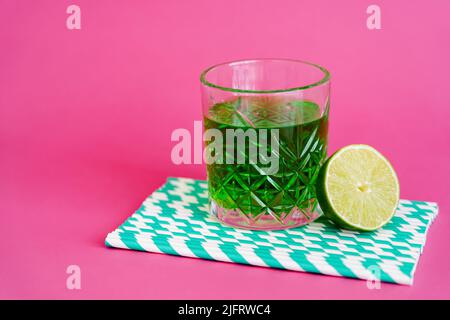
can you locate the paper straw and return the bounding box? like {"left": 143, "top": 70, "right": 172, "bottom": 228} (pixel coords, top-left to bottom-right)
{"left": 105, "top": 177, "right": 438, "bottom": 286}
{"left": 129, "top": 214, "right": 429, "bottom": 247}
{"left": 105, "top": 233, "right": 413, "bottom": 285}
{"left": 107, "top": 232, "right": 417, "bottom": 268}
{"left": 132, "top": 210, "right": 432, "bottom": 242}
{"left": 119, "top": 220, "right": 423, "bottom": 260}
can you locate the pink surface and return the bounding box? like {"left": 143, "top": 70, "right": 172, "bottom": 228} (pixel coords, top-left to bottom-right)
{"left": 1, "top": 0, "right": 449, "bottom": 299}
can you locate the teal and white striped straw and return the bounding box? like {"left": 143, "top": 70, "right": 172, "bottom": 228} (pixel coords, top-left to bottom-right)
{"left": 105, "top": 177, "right": 438, "bottom": 285}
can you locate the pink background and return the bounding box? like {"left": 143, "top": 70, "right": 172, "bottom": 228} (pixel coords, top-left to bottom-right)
{"left": 1, "top": 0, "right": 449, "bottom": 299}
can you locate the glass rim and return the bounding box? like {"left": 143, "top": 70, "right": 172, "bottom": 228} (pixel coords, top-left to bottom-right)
{"left": 200, "top": 58, "right": 330, "bottom": 94}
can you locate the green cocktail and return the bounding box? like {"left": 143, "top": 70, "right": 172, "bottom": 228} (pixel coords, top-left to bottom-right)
{"left": 200, "top": 59, "right": 330, "bottom": 230}
{"left": 204, "top": 96, "right": 328, "bottom": 229}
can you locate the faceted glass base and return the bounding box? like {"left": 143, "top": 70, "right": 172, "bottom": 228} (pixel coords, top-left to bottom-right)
{"left": 209, "top": 199, "right": 321, "bottom": 231}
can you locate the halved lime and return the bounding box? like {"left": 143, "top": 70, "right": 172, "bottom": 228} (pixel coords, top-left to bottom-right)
{"left": 317, "top": 144, "right": 400, "bottom": 231}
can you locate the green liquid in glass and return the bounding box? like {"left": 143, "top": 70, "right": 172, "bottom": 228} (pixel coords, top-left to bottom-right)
{"left": 204, "top": 96, "right": 328, "bottom": 220}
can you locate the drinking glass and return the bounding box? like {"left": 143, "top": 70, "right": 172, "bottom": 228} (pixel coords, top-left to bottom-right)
{"left": 200, "top": 59, "right": 330, "bottom": 230}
